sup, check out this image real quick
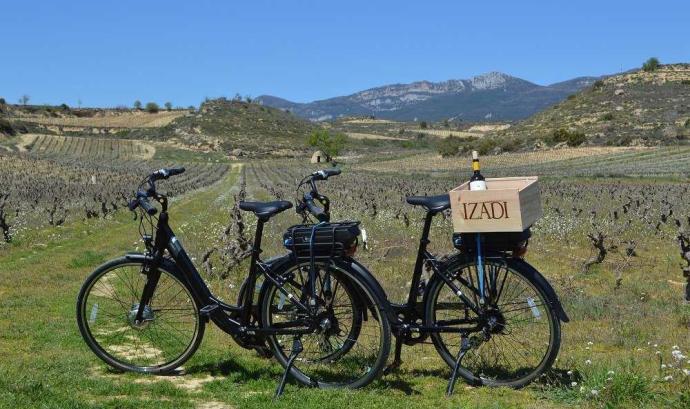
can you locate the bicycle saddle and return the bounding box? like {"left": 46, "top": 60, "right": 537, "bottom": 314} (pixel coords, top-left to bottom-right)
{"left": 405, "top": 194, "right": 450, "bottom": 214}
{"left": 239, "top": 200, "right": 293, "bottom": 219}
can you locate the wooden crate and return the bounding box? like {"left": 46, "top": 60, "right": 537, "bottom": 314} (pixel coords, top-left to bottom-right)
{"left": 449, "top": 176, "right": 542, "bottom": 233}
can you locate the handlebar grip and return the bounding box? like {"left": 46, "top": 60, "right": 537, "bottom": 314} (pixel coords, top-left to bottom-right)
{"left": 152, "top": 166, "right": 185, "bottom": 181}
{"left": 138, "top": 197, "right": 158, "bottom": 215}
{"left": 167, "top": 167, "right": 185, "bottom": 177}
{"left": 304, "top": 198, "right": 328, "bottom": 222}
{"left": 323, "top": 168, "right": 341, "bottom": 177}
{"left": 313, "top": 168, "right": 341, "bottom": 180}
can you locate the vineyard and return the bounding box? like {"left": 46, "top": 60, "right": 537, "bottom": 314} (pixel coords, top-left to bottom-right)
{"left": 356, "top": 146, "right": 690, "bottom": 177}
{"left": 12, "top": 109, "right": 187, "bottom": 128}
{"left": 1, "top": 146, "right": 689, "bottom": 408}
{"left": 23, "top": 134, "right": 155, "bottom": 159}
{"left": 0, "top": 149, "right": 229, "bottom": 241}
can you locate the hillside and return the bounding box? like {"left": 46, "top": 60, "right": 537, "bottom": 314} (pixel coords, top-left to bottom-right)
{"left": 488, "top": 64, "right": 690, "bottom": 150}
{"left": 131, "top": 98, "right": 317, "bottom": 157}
{"left": 1, "top": 99, "right": 318, "bottom": 158}
{"left": 256, "top": 72, "right": 598, "bottom": 122}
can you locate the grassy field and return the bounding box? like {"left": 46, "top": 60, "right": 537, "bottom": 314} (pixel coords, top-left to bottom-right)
{"left": 2, "top": 149, "right": 689, "bottom": 408}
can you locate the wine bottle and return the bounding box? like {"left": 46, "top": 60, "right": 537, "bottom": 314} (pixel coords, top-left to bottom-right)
{"left": 469, "top": 150, "right": 487, "bottom": 191}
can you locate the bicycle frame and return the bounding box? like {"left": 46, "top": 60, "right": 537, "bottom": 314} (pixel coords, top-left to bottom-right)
{"left": 134, "top": 207, "right": 318, "bottom": 340}
{"left": 390, "top": 211, "right": 485, "bottom": 337}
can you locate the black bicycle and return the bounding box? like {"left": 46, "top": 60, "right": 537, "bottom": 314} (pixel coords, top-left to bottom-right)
{"left": 295, "top": 175, "right": 569, "bottom": 393}
{"left": 76, "top": 167, "right": 391, "bottom": 395}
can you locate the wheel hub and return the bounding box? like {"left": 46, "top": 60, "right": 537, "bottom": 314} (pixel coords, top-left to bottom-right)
{"left": 483, "top": 308, "right": 506, "bottom": 334}
{"left": 128, "top": 304, "right": 154, "bottom": 329}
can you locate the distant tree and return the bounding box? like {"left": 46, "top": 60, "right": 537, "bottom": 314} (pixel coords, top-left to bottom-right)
{"left": 420, "top": 121, "right": 428, "bottom": 129}
{"left": 133, "top": 100, "right": 142, "bottom": 110}
{"left": 19, "top": 95, "right": 30, "bottom": 105}
{"left": 642, "top": 57, "right": 660, "bottom": 72}
{"left": 443, "top": 119, "right": 450, "bottom": 128}
{"left": 244, "top": 95, "right": 252, "bottom": 103}
{"left": 145, "top": 102, "right": 160, "bottom": 113}
{"left": 0, "top": 97, "right": 5, "bottom": 105}
{"left": 164, "top": 102, "right": 173, "bottom": 111}
{"left": 77, "top": 99, "right": 82, "bottom": 108}
{"left": 233, "top": 93, "right": 242, "bottom": 102}
{"left": 307, "top": 129, "right": 346, "bottom": 159}
{"left": 59, "top": 103, "right": 70, "bottom": 111}
{"left": 188, "top": 105, "right": 196, "bottom": 110}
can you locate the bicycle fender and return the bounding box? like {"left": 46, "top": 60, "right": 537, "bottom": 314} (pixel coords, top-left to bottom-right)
{"left": 123, "top": 253, "right": 186, "bottom": 281}
{"left": 508, "top": 258, "right": 570, "bottom": 323}
{"left": 344, "top": 257, "right": 396, "bottom": 320}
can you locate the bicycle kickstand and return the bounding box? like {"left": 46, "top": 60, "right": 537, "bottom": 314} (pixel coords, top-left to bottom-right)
{"left": 384, "top": 335, "right": 404, "bottom": 375}
{"left": 275, "top": 337, "right": 304, "bottom": 398}
{"left": 446, "top": 334, "right": 471, "bottom": 397}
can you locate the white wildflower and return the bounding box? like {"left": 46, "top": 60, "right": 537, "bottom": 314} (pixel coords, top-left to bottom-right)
{"left": 590, "top": 389, "right": 599, "bottom": 396}
{"left": 607, "top": 370, "right": 615, "bottom": 375}
{"left": 663, "top": 375, "right": 673, "bottom": 381}
{"left": 571, "top": 381, "right": 578, "bottom": 387}
{"left": 585, "top": 359, "right": 592, "bottom": 365}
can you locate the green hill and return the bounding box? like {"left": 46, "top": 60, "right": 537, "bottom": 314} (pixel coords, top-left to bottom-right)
{"left": 133, "top": 98, "right": 316, "bottom": 157}
{"left": 486, "top": 64, "right": 690, "bottom": 151}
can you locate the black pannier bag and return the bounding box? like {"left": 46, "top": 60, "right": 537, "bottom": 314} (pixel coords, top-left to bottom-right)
{"left": 453, "top": 229, "right": 531, "bottom": 254}
{"left": 283, "top": 221, "right": 360, "bottom": 260}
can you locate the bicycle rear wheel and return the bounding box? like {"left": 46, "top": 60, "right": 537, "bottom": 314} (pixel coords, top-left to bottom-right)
{"left": 260, "top": 259, "right": 390, "bottom": 389}
{"left": 76, "top": 257, "right": 204, "bottom": 373}
{"left": 425, "top": 257, "right": 560, "bottom": 388}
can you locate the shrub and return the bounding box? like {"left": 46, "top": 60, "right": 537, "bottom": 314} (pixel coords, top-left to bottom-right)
{"left": 420, "top": 121, "right": 427, "bottom": 129}
{"left": 682, "top": 79, "right": 690, "bottom": 85}
{"left": 593, "top": 79, "right": 605, "bottom": 89}
{"left": 0, "top": 118, "right": 15, "bottom": 135}
{"left": 145, "top": 102, "right": 160, "bottom": 113}
{"left": 437, "top": 136, "right": 462, "bottom": 157}
{"left": 551, "top": 128, "right": 586, "bottom": 146}
{"left": 567, "top": 131, "right": 586, "bottom": 146}
{"left": 685, "top": 119, "right": 690, "bottom": 129}
{"left": 642, "top": 57, "right": 660, "bottom": 72}
{"left": 59, "top": 103, "right": 70, "bottom": 111}
{"left": 478, "top": 137, "right": 498, "bottom": 155}
{"left": 601, "top": 112, "right": 614, "bottom": 121}
{"left": 567, "top": 94, "right": 577, "bottom": 100}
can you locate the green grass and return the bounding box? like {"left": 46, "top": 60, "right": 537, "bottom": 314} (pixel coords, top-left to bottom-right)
{"left": 1, "top": 163, "right": 689, "bottom": 409}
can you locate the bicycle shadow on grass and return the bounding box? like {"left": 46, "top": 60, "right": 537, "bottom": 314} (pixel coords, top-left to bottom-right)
{"left": 183, "top": 357, "right": 282, "bottom": 383}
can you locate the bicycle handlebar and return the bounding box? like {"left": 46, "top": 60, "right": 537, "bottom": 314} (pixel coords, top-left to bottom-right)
{"left": 311, "top": 168, "right": 341, "bottom": 181}
{"left": 128, "top": 166, "right": 185, "bottom": 216}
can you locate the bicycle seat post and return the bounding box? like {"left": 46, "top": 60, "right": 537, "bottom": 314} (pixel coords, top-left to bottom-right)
{"left": 241, "top": 217, "right": 266, "bottom": 324}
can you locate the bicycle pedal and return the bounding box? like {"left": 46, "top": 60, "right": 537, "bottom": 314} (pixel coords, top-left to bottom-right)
{"left": 199, "top": 304, "right": 220, "bottom": 316}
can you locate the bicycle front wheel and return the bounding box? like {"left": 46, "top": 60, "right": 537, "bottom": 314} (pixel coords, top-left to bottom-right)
{"left": 76, "top": 257, "right": 204, "bottom": 374}
{"left": 260, "top": 259, "right": 391, "bottom": 389}
{"left": 425, "top": 257, "right": 561, "bottom": 388}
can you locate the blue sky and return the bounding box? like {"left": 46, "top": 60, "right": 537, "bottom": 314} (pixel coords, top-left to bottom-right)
{"left": 1, "top": 0, "right": 688, "bottom": 107}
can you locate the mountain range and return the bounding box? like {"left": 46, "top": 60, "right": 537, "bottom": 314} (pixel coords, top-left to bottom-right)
{"left": 256, "top": 72, "right": 599, "bottom": 122}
